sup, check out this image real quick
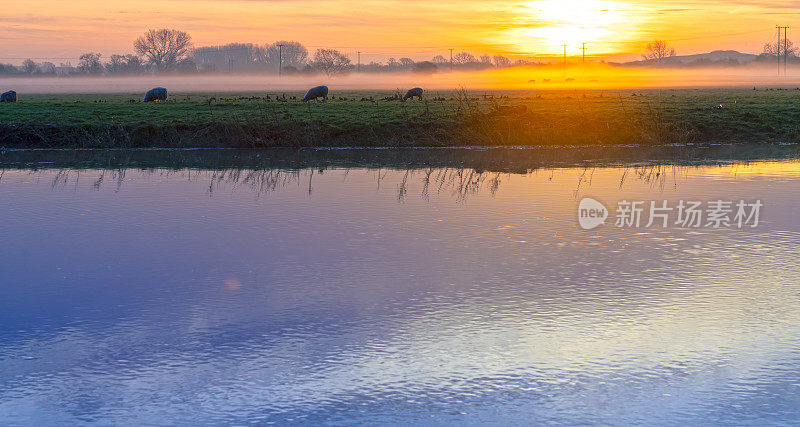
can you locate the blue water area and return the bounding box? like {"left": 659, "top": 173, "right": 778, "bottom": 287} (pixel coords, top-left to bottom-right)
{"left": 1, "top": 154, "right": 799, "bottom": 425}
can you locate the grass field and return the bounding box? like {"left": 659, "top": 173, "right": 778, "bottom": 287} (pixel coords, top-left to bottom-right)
{"left": 1, "top": 89, "right": 800, "bottom": 148}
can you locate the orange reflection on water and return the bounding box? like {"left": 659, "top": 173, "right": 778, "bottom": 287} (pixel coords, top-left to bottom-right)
{"left": 225, "top": 278, "right": 242, "bottom": 291}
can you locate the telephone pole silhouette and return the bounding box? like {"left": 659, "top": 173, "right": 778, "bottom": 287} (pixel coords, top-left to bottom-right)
{"left": 561, "top": 42, "right": 567, "bottom": 71}
{"left": 449, "top": 48, "right": 454, "bottom": 72}
{"left": 785, "top": 26, "right": 790, "bottom": 76}
{"left": 776, "top": 26, "right": 781, "bottom": 76}
{"left": 357, "top": 51, "right": 361, "bottom": 72}
{"left": 277, "top": 43, "right": 285, "bottom": 77}
{"left": 776, "top": 26, "right": 789, "bottom": 76}
{"left": 581, "top": 42, "right": 587, "bottom": 64}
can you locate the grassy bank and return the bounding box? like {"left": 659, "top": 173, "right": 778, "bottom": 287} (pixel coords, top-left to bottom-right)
{"left": 3, "top": 145, "right": 800, "bottom": 175}
{"left": 1, "top": 89, "right": 800, "bottom": 147}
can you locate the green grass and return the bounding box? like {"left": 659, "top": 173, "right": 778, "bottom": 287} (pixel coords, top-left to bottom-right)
{"left": 2, "top": 89, "right": 800, "bottom": 148}
{"left": 0, "top": 91, "right": 448, "bottom": 127}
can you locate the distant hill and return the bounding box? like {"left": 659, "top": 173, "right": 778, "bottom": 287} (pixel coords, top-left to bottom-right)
{"left": 621, "top": 50, "right": 760, "bottom": 67}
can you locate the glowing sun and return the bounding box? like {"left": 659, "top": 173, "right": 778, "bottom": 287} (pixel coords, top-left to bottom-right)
{"left": 520, "top": 0, "right": 629, "bottom": 55}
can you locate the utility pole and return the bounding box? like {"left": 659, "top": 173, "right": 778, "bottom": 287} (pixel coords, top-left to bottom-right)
{"left": 357, "top": 51, "right": 361, "bottom": 72}
{"left": 777, "top": 26, "right": 788, "bottom": 76}
{"left": 449, "top": 48, "right": 454, "bottom": 72}
{"left": 561, "top": 42, "right": 567, "bottom": 70}
{"left": 777, "top": 26, "right": 781, "bottom": 76}
{"left": 277, "top": 43, "right": 285, "bottom": 77}
{"left": 785, "top": 27, "right": 790, "bottom": 76}
{"left": 581, "top": 42, "right": 587, "bottom": 64}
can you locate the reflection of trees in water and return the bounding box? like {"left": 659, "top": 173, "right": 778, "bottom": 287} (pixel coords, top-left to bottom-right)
{"left": 571, "top": 164, "right": 691, "bottom": 197}
{"left": 206, "top": 168, "right": 304, "bottom": 196}
{"left": 92, "top": 169, "right": 127, "bottom": 192}
{"left": 417, "top": 168, "right": 502, "bottom": 202}
{"left": 44, "top": 169, "right": 129, "bottom": 192}
{"left": 204, "top": 167, "right": 505, "bottom": 201}
{"left": 9, "top": 166, "right": 508, "bottom": 201}
{"left": 619, "top": 164, "right": 688, "bottom": 191}
{"left": 7, "top": 163, "right": 700, "bottom": 200}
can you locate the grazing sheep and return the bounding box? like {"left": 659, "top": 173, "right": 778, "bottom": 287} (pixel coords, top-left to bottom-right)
{"left": 403, "top": 87, "right": 424, "bottom": 101}
{"left": 143, "top": 87, "right": 168, "bottom": 103}
{"left": 303, "top": 85, "right": 329, "bottom": 103}
{"left": 0, "top": 91, "right": 17, "bottom": 103}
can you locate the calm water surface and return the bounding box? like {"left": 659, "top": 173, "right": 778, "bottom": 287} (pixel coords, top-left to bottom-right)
{"left": 1, "top": 151, "right": 799, "bottom": 425}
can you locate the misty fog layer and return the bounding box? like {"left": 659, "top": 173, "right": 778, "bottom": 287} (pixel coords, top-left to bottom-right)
{"left": 1, "top": 64, "right": 799, "bottom": 94}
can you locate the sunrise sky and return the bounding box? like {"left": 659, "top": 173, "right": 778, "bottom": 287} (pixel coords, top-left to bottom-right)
{"left": 0, "top": 1, "right": 794, "bottom": 63}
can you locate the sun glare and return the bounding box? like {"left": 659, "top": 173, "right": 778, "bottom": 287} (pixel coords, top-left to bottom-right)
{"left": 519, "top": 0, "right": 629, "bottom": 55}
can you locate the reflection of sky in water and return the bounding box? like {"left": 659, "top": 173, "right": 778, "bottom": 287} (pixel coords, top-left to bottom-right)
{"left": 0, "top": 162, "right": 799, "bottom": 424}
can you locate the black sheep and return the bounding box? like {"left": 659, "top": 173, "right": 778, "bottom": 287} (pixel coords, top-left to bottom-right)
{"left": 0, "top": 91, "right": 17, "bottom": 103}
{"left": 143, "top": 87, "right": 168, "bottom": 102}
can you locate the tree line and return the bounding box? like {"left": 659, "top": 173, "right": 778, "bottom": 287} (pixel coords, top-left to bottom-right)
{"left": 5, "top": 31, "right": 800, "bottom": 77}
{"left": 643, "top": 39, "right": 800, "bottom": 60}
{"left": 0, "top": 29, "right": 528, "bottom": 77}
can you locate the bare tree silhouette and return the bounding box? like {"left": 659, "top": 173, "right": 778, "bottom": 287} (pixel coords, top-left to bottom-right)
{"left": 643, "top": 40, "right": 676, "bottom": 62}
{"left": 77, "top": 53, "right": 103, "bottom": 74}
{"left": 134, "top": 29, "right": 193, "bottom": 72}
{"left": 309, "top": 49, "right": 351, "bottom": 77}
{"left": 763, "top": 39, "right": 799, "bottom": 57}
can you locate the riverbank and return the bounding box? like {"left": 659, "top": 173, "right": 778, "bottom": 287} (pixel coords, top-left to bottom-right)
{"left": 1, "top": 89, "right": 799, "bottom": 148}
{"left": 2, "top": 144, "right": 799, "bottom": 174}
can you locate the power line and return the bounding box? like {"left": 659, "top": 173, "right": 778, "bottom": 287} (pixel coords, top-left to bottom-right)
{"left": 0, "top": 57, "right": 80, "bottom": 60}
